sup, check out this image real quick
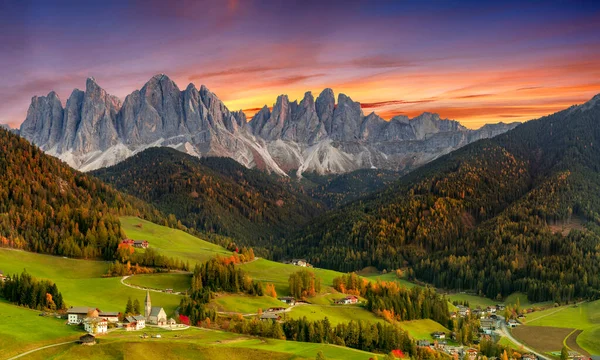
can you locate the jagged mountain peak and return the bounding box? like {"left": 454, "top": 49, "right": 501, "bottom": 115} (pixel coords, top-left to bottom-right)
{"left": 19, "top": 74, "right": 519, "bottom": 176}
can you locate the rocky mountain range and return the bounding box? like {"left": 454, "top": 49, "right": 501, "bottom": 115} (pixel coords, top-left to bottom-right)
{"left": 19, "top": 74, "right": 518, "bottom": 175}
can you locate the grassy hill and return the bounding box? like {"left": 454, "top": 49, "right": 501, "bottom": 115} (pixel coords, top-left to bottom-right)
{"left": 0, "top": 248, "right": 182, "bottom": 316}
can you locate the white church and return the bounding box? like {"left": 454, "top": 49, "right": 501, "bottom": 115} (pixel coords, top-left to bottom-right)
{"left": 145, "top": 290, "right": 167, "bottom": 325}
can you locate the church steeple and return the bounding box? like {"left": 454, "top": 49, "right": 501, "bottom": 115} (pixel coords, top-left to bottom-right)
{"left": 145, "top": 290, "right": 151, "bottom": 318}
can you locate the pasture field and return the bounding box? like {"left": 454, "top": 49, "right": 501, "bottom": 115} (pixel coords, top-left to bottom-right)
{"left": 21, "top": 327, "right": 379, "bottom": 360}
{"left": 522, "top": 300, "right": 600, "bottom": 355}
{"left": 511, "top": 325, "right": 573, "bottom": 353}
{"left": 286, "top": 303, "right": 383, "bottom": 325}
{"left": 0, "top": 248, "right": 182, "bottom": 316}
{"left": 497, "top": 336, "right": 525, "bottom": 351}
{"left": 0, "top": 300, "right": 83, "bottom": 360}
{"left": 446, "top": 293, "right": 497, "bottom": 309}
{"left": 125, "top": 273, "right": 192, "bottom": 293}
{"left": 120, "top": 216, "right": 231, "bottom": 264}
{"left": 210, "top": 294, "right": 289, "bottom": 314}
{"left": 396, "top": 319, "right": 451, "bottom": 340}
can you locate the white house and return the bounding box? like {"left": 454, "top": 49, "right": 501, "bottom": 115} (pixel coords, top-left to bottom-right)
{"left": 67, "top": 307, "right": 98, "bottom": 324}
{"left": 124, "top": 315, "right": 146, "bottom": 330}
{"left": 83, "top": 317, "right": 108, "bottom": 334}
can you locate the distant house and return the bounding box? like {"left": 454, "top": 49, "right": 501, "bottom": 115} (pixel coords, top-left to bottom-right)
{"left": 133, "top": 240, "right": 149, "bottom": 249}
{"left": 507, "top": 319, "right": 519, "bottom": 328}
{"left": 466, "top": 348, "right": 478, "bottom": 360}
{"left": 83, "top": 317, "right": 108, "bottom": 334}
{"left": 121, "top": 239, "right": 135, "bottom": 246}
{"left": 124, "top": 315, "right": 146, "bottom": 330}
{"left": 0, "top": 270, "right": 5, "bottom": 282}
{"left": 480, "top": 319, "right": 496, "bottom": 334}
{"left": 267, "top": 307, "right": 286, "bottom": 312}
{"left": 279, "top": 297, "right": 296, "bottom": 305}
{"left": 99, "top": 311, "right": 120, "bottom": 323}
{"left": 291, "top": 259, "right": 308, "bottom": 267}
{"left": 496, "top": 304, "right": 506, "bottom": 311}
{"left": 456, "top": 305, "right": 470, "bottom": 316}
{"left": 335, "top": 295, "right": 359, "bottom": 305}
{"left": 167, "top": 318, "right": 177, "bottom": 326}
{"left": 486, "top": 306, "right": 497, "bottom": 314}
{"left": 416, "top": 340, "right": 431, "bottom": 347}
{"left": 79, "top": 334, "right": 96, "bottom": 346}
{"left": 67, "top": 307, "right": 98, "bottom": 324}
{"left": 260, "top": 313, "right": 281, "bottom": 322}
{"left": 522, "top": 354, "right": 537, "bottom": 360}
{"left": 431, "top": 331, "right": 446, "bottom": 340}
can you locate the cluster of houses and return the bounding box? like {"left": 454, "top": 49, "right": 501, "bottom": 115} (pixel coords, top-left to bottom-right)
{"left": 67, "top": 290, "right": 174, "bottom": 335}
{"left": 452, "top": 303, "right": 506, "bottom": 319}
{"left": 120, "top": 239, "right": 150, "bottom": 249}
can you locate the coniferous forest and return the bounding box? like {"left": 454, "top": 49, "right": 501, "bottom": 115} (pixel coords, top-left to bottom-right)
{"left": 288, "top": 100, "right": 600, "bottom": 302}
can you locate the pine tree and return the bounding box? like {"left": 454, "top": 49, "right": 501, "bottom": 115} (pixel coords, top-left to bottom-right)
{"left": 133, "top": 299, "right": 141, "bottom": 315}
{"left": 125, "top": 297, "right": 133, "bottom": 315}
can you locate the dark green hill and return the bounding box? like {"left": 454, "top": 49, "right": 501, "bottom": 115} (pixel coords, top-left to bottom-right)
{"left": 288, "top": 95, "right": 600, "bottom": 302}
{"left": 0, "top": 127, "right": 163, "bottom": 259}
{"left": 92, "top": 148, "right": 325, "bottom": 252}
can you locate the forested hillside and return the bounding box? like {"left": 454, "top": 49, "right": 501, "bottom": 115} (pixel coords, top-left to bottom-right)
{"left": 0, "top": 128, "right": 163, "bottom": 259}
{"left": 92, "top": 148, "right": 324, "bottom": 251}
{"left": 289, "top": 95, "right": 600, "bottom": 302}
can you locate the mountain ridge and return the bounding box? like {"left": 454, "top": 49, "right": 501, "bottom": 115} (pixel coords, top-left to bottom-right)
{"left": 19, "top": 74, "right": 518, "bottom": 175}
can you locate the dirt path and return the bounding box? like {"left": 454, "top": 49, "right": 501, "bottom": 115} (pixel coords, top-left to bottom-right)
{"left": 565, "top": 329, "right": 590, "bottom": 356}
{"left": 6, "top": 340, "right": 77, "bottom": 360}
{"left": 120, "top": 275, "right": 185, "bottom": 295}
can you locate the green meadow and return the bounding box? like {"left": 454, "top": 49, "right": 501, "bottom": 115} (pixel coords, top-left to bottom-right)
{"left": 396, "top": 319, "right": 451, "bottom": 341}
{"left": 287, "top": 304, "right": 383, "bottom": 325}
{"left": 0, "top": 248, "right": 182, "bottom": 316}
{"left": 22, "top": 326, "right": 379, "bottom": 360}
{"left": 523, "top": 300, "right": 600, "bottom": 355}
{"left": 0, "top": 300, "right": 83, "bottom": 359}
{"left": 211, "top": 294, "right": 289, "bottom": 314}
{"left": 125, "top": 273, "right": 192, "bottom": 293}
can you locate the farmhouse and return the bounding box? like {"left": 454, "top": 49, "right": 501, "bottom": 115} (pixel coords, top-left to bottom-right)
{"left": 121, "top": 239, "right": 135, "bottom": 246}
{"left": 83, "top": 317, "right": 108, "bottom": 334}
{"left": 521, "top": 354, "right": 537, "bottom": 360}
{"left": 335, "top": 295, "right": 359, "bottom": 305}
{"left": 124, "top": 315, "right": 146, "bottom": 331}
{"left": 486, "top": 306, "right": 497, "bottom": 314}
{"left": 145, "top": 290, "right": 167, "bottom": 325}
{"left": 496, "top": 304, "right": 506, "bottom": 311}
{"left": 67, "top": 307, "right": 98, "bottom": 324}
{"left": 291, "top": 259, "right": 308, "bottom": 267}
{"left": 431, "top": 331, "right": 446, "bottom": 340}
{"left": 267, "top": 307, "right": 286, "bottom": 312}
{"left": 480, "top": 318, "right": 496, "bottom": 334}
{"left": 79, "top": 334, "right": 96, "bottom": 346}
{"left": 99, "top": 311, "right": 120, "bottom": 323}
{"left": 279, "top": 296, "right": 296, "bottom": 305}
{"left": 507, "top": 319, "right": 519, "bottom": 328}
{"left": 133, "top": 240, "right": 149, "bottom": 249}
{"left": 456, "top": 305, "right": 470, "bottom": 316}
{"left": 416, "top": 340, "right": 431, "bottom": 347}
{"left": 260, "top": 313, "right": 281, "bottom": 322}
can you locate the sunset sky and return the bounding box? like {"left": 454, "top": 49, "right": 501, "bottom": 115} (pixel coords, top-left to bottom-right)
{"left": 1, "top": 0, "right": 599, "bottom": 129}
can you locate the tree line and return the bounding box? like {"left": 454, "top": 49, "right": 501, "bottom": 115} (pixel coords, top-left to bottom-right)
{"left": 0, "top": 270, "right": 64, "bottom": 310}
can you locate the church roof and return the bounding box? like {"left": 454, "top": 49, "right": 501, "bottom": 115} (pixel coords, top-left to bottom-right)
{"left": 149, "top": 306, "right": 165, "bottom": 317}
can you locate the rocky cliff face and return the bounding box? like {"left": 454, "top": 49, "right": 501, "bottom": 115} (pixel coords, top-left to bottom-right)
{"left": 19, "top": 75, "right": 518, "bottom": 175}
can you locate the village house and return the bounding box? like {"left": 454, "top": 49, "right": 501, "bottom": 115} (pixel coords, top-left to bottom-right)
{"left": 0, "top": 270, "right": 6, "bottom": 282}
{"left": 416, "top": 340, "right": 431, "bottom": 347}
{"left": 456, "top": 305, "right": 470, "bottom": 317}
{"left": 480, "top": 318, "right": 496, "bottom": 334}
{"left": 260, "top": 313, "right": 281, "bottom": 322}
{"left": 145, "top": 290, "right": 167, "bottom": 325}
{"left": 291, "top": 259, "right": 308, "bottom": 267}
{"left": 133, "top": 240, "right": 149, "bottom": 249}
{"left": 507, "top": 319, "right": 519, "bottom": 328}
{"left": 431, "top": 331, "right": 446, "bottom": 340}
{"left": 124, "top": 315, "right": 146, "bottom": 331}
{"left": 335, "top": 295, "right": 359, "bottom": 305}
{"left": 521, "top": 354, "right": 537, "bottom": 360}
{"left": 486, "top": 306, "right": 497, "bottom": 314}
{"left": 466, "top": 348, "right": 478, "bottom": 360}
{"left": 267, "top": 307, "right": 286, "bottom": 312}
{"left": 79, "top": 334, "right": 96, "bottom": 346}
{"left": 99, "top": 311, "right": 120, "bottom": 323}
{"left": 121, "top": 239, "right": 135, "bottom": 246}
{"left": 83, "top": 317, "right": 108, "bottom": 335}
{"left": 167, "top": 318, "right": 177, "bottom": 326}
{"left": 67, "top": 307, "right": 98, "bottom": 324}
{"left": 496, "top": 304, "right": 506, "bottom": 311}
{"left": 278, "top": 296, "right": 296, "bottom": 305}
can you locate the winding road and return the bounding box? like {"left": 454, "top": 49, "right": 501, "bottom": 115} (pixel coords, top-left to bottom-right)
{"left": 6, "top": 340, "right": 77, "bottom": 360}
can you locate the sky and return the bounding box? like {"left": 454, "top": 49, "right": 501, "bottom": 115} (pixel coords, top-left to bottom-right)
{"left": 1, "top": 0, "right": 599, "bottom": 129}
